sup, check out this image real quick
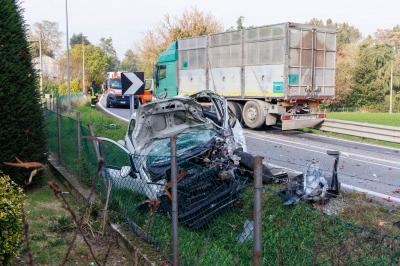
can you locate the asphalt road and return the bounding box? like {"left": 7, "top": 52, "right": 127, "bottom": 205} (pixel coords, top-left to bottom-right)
{"left": 99, "top": 95, "right": 400, "bottom": 202}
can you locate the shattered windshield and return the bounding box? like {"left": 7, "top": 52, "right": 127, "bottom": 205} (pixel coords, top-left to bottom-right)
{"left": 146, "top": 128, "right": 217, "bottom": 166}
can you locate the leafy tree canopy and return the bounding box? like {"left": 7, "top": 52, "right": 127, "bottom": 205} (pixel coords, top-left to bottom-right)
{"left": 70, "top": 33, "right": 90, "bottom": 47}
{"left": 120, "top": 49, "right": 140, "bottom": 72}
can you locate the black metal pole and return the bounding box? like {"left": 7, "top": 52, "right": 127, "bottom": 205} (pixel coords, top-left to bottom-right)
{"left": 56, "top": 97, "right": 62, "bottom": 162}
{"left": 170, "top": 135, "right": 179, "bottom": 265}
{"left": 253, "top": 156, "right": 263, "bottom": 266}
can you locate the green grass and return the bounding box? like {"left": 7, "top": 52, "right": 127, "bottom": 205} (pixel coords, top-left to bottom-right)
{"left": 327, "top": 112, "right": 400, "bottom": 127}
{"left": 24, "top": 179, "right": 84, "bottom": 264}
{"left": 22, "top": 175, "right": 128, "bottom": 265}
{"left": 76, "top": 104, "right": 127, "bottom": 140}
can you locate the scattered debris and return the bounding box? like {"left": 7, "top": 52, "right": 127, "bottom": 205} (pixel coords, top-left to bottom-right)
{"left": 279, "top": 151, "right": 341, "bottom": 206}
{"left": 236, "top": 220, "right": 254, "bottom": 243}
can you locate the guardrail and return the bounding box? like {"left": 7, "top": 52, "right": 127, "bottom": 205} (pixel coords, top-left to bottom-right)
{"left": 319, "top": 119, "right": 400, "bottom": 143}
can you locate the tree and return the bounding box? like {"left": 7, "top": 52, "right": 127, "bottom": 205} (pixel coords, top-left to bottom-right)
{"left": 120, "top": 49, "right": 140, "bottom": 72}
{"left": 333, "top": 43, "right": 359, "bottom": 106}
{"left": 137, "top": 7, "right": 223, "bottom": 77}
{"left": 58, "top": 44, "right": 108, "bottom": 89}
{"left": 336, "top": 23, "right": 362, "bottom": 45}
{"left": 0, "top": 0, "right": 47, "bottom": 184}
{"left": 99, "top": 37, "right": 119, "bottom": 71}
{"left": 29, "top": 20, "right": 62, "bottom": 58}
{"left": 70, "top": 33, "right": 90, "bottom": 47}
{"left": 236, "top": 16, "right": 245, "bottom": 30}
{"left": 307, "top": 18, "right": 325, "bottom": 27}
{"left": 347, "top": 41, "right": 394, "bottom": 107}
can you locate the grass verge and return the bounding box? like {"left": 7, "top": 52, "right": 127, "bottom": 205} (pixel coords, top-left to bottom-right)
{"left": 14, "top": 175, "right": 127, "bottom": 265}
{"left": 327, "top": 112, "right": 400, "bottom": 127}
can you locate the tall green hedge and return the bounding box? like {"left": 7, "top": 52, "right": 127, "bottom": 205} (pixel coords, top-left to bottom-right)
{"left": 0, "top": 173, "right": 25, "bottom": 264}
{"left": 0, "top": 0, "right": 47, "bottom": 184}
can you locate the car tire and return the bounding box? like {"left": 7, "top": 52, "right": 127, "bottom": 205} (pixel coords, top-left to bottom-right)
{"left": 228, "top": 101, "right": 244, "bottom": 125}
{"left": 106, "top": 100, "right": 111, "bottom": 108}
{"left": 243, "top": 100, "right": 266, "bottom": 129}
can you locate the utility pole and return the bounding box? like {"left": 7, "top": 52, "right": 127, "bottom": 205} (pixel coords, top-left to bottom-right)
{"left": 390, "top": 45, "right": 395, "bottom": 114}
{"left": 65, "top": 0, "right": 71, "bottom": 111}
{"left": 82, "top": 35, "right": 86, "bottom": 94}
{"left": 39, "top": 31, "right": 43, "bottom": 95}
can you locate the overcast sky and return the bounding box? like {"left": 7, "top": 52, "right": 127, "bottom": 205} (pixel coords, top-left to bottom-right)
{"left": 22, "top": 0, "right": 400, "bottom": 59}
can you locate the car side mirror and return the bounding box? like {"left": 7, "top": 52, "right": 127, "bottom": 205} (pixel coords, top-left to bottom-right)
{"left": 120, "top": 166, "right": 132, "bottom": 178}
{"left": 157, "top": 91, "right": 167, "bottom": 99}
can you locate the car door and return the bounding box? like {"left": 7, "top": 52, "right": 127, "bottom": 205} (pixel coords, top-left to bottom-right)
{"left": 97, "top": 137, "right": 150, "bottom": 197}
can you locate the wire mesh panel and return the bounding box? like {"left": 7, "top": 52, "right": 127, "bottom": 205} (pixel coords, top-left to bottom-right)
{"left": 59, "top": 114, "right": 80, "bottom": 175}
{"left": 46, "top": 110, "right": 58, "bottom": 154}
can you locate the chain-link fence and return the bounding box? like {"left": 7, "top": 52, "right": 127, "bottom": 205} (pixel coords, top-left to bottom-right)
{"left": 45, "top": 101, "right": 400, "bottom": 265}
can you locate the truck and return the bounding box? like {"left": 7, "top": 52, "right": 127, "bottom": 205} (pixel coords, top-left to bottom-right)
{"left": 153, "top": 22, "right": 336, "bottom": 130}
{"left": 104, "top": 72, "right": 152, "bottom": 108}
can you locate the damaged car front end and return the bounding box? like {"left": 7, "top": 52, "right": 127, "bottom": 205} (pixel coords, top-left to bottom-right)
{"left": 99, "top": 91, "right": 263, "bottom": 229}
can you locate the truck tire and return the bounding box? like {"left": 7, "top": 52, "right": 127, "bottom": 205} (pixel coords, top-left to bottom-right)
{"left": 243, "top": 100, "right": 266, "bottom": 129}
{"left": 228, "top": 101, "right": 244, "bottom": 124}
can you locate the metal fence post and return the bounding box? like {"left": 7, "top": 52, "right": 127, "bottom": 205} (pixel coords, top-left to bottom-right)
{"left": 88, "top": 123, "right": 101, "bottom": 162}
{"left": 253, "top": 156, "right": 263, "bottom": 266}
{"left": 170, "top": 135, "right": 179, "bottom": 266}
{"left": 76, "top": 112, "right": 81, "bottom": 174}
{"left": 56, "top": 97, "right": 62, "bottom": 162}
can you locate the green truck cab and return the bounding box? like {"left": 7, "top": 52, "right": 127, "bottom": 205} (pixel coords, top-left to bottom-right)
{"left": 154, "top": 42, "right": 178, "bottom": 98}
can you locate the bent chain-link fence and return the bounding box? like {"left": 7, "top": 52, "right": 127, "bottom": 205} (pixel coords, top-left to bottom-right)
{"left": 45, "top": 105, "right": 400, "bottom": 265}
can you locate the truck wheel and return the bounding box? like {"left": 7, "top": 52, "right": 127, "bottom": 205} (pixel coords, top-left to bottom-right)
{"left": 243, "top": 100, "right": 266, "bottom": 129}
{"left": 228, "top": 101, "right": 244, "bottom": 124}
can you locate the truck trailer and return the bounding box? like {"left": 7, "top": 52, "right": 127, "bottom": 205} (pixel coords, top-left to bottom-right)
{"left": 153, "top": 22, "right": 336, "bottom": 130}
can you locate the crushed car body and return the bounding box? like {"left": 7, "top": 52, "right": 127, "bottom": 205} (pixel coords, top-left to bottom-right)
{"left": 99, "top": 90, "right": 286, "bottom": 229}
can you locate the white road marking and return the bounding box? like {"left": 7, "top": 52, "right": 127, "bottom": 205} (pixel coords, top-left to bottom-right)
{"left": 245, "top": 134, "right": 400, "bottom": 171}
{"left": 97, "top": 95, "right": 129, "bottom": 123}
{"left": 302, "top": 131, "right": 400, "bottom": 152}
{"left": 245, "top": 131, "right": 400, "bottom": 169}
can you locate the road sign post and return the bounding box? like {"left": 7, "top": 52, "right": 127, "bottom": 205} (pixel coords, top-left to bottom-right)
{"left": 121, "top": 72, "right": 145, "bottom": 117}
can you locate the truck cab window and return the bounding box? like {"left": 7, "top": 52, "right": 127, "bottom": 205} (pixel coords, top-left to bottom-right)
{"left": 158, "top": 65, "right": 166, "bottom": 80}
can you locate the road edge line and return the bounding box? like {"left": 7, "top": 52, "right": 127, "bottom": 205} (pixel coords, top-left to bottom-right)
{"left": 96, "top": 94, "right": 129, "bottom": 123}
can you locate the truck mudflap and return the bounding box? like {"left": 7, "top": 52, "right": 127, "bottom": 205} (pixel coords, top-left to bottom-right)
{"left": 281, "top": 113, "right": 326, "bottom": 130}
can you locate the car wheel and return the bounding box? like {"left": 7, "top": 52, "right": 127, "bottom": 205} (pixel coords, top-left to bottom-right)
{"left": 228, "top": 101, "right": 244, "bottom": 125}
{"left": 243, "top": 100, "right": 266, "bottom": 129}
{"left": 106, "top": 100, "right": 111, "bottom": 108}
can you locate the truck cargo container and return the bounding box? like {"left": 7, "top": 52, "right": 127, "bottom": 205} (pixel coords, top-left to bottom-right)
{"left": 154, "top": 22, "right": 336, "bottom": 130}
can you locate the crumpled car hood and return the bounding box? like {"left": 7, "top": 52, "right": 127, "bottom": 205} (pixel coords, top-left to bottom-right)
{"left": 130, "top": 97, "right": 214, "bottom": 152}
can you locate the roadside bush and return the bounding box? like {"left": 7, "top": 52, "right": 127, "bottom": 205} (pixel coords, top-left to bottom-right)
{"left": 58, "top": 79, "right": 81, "bottom": 95}
{"left": 43, "top": 80, "right": 59, "bottom": 95}
{"left": 0, "top": 173, "right": 25, "bottom": 264}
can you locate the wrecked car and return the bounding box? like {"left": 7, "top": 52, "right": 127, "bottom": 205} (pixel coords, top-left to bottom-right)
{"left": 98, "top": 90, "right": 285, "bottom": 229}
